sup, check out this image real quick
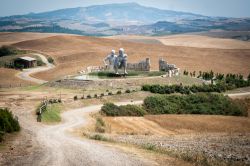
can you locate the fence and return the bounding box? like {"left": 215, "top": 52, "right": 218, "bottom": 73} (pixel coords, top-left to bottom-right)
{"left": 37, "top": 100, "right": 48, "bottom": 122}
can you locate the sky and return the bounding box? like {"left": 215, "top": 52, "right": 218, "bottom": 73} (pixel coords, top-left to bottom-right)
{"left": 0, "top": 0, "right": 250, "bottom": 17}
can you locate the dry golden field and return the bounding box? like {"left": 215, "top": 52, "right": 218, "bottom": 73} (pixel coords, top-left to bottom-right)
{"left": 0, "top": 32, "right": 249, "bottom": 85}
{"left": 0, "top": 68, "right": 35, "bottom": 88}
{"left": 103, "top": 113, "right": 250, "bottom": 136}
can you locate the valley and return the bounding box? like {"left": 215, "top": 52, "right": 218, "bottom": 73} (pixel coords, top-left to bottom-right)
{"left": 0, "top": 2, "right": 250, "bottom": 166}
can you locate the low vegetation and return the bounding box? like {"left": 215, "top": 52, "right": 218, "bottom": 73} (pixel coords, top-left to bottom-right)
{"left": 142, "top": 75, "right": 250, "bottom": 95}
{"left": 36, "top": 99, "right": 62, "bottom": 123}
{"left": 184, "top": 70, "right": 250, "bottom": 88}
{"left": 100, "top": 93, "right": 247, "bottom": 117}
{"left": 101, "top": 103, "right": 147, "bottom": 116}
{"left": 0, "top": 45, "right": 26, "bottom": 57}
{"left": 89, "top": 71, "right": 165, "bottom": 77}
{"left": 47, "top": 57, "right": 54, "bottom": 64}
{"left": 95, "top": 117, "right": 106, "bottom": 133}
{"left": 0, "top": 108, "right": 20, "bottom": 142}
{"left": 142, "top": 83, "right": 228, "bottom": 94}
{"left": 89, "top": 134, "right": 108, "bottom": 141}
{"left": 41, "top": 104, "right": 62, "bottom": 123}
{"left": 143, "top": 93, "right": 247, "bottom": 116}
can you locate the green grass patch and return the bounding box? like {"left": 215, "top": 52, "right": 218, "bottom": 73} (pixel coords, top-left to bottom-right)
{"left": 41, "top": 104, "right": 62, "bottom": 123}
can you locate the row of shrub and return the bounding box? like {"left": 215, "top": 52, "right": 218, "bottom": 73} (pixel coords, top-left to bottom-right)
{"left": 184, "top": 70, "right": 250, "bottom": 88}
{"left": 100, "top": 93, "right": 247, "bottom": 117}
{"left": 142, "top": 83, "right": 232, "bottom": 94}
{"left": 101, "top": 103, "right": 147, "bottom": 116}
{"left": 89, "top": 71, "right": 165, "bottom": 78}
{"left": 143, "top": 93, "right": 247, "bottom": 116}
{"left": 0, "top": 108, "right": 20, "bottom": 142}
{"left": 74, "top": 89, "right": 135, "bottom": 100}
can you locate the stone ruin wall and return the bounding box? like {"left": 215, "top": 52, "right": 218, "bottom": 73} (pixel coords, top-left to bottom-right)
{"left": 159, "top": 58, "right": 180, "bottom": 76}
{"left": 127, "top": 58, "right": 151, "bottom": 71}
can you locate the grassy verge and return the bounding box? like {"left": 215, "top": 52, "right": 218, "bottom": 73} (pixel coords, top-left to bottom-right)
{"left": 41, "top": 104, "right": 62, "bottom": 123}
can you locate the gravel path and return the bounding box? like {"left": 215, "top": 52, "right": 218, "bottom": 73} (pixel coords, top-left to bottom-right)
{"left": 1, "top": 100, "right": 154, "bottom": 166}
{"left": 15, "top": 53, "right": 55, "bottom": 84}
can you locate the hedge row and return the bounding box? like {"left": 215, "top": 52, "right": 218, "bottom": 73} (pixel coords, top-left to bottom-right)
{"left": 143, "top": 93, "right": 247, "bottom": 116}
{"left": 142, "top": 83, "right": 230, "bottom": 94}
{"left": 101, "top": 103, "right": 147, "bottom": 116}
{"left": 100, "top": 93, "right": 247, "bottom": 117}
{"left": 0, "top": 108, "right": 20, "bottom": 141}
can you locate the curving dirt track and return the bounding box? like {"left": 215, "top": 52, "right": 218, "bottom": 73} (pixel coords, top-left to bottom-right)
{"left": 15, "top": 53, "right": 55, "bottom": 84}
{"left": 1, "top": 100, "right": 157, "bottom": 166}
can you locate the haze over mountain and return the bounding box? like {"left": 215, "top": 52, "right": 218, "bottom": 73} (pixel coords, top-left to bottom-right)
{"left": 0, "top": 3, "right": 249, "bottom": 37}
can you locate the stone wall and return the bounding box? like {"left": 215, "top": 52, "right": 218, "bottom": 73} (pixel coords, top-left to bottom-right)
{"left": 159, "top": 58, "right": 180, "bottom": 77}
{"left": 127, "top": 58, "right": 150, "bottom": 71}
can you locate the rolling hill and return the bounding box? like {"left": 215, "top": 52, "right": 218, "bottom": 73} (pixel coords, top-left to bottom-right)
{"left": 7, "top": 33, "right": 249, "bottom": 81}
{"left": 0, "top": 3, "right": 250, "bottom": 36}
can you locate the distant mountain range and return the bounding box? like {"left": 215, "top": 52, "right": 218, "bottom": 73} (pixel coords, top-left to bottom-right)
{"left": 0, "top": 3, "right": 250, "bottom": 36}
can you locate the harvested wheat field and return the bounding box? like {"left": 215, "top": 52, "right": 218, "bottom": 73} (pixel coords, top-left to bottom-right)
{"left": 157, "top": 34, "right": 250, "bottom": 49}
{"left": 8, "top": 33, "right": 249, "bottom": 81}
{"left": 0, "top": 68, "right": 35, "bottom": 88}
{"left": 104, "top": 114, "right": 250, "bottom": 136}
{"left": 109, "top": 34, "right": 250, "bottom": 49}
{"left": 0, "top": 32, "right": 64, "bottom": 46}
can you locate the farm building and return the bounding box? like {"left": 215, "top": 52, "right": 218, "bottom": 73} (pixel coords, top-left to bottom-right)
{"left": 14, "top": 56, "right": 37, "bottom": 68}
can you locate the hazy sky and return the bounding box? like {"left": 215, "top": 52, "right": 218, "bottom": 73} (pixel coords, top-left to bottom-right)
{"left": 0, "top": 0, "right": 249, "bottom": 17}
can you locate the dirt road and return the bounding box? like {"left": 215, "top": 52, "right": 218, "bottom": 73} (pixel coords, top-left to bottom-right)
{"left": 15, "top": 53, "right": 54, "bottom": 84}
{"left": 1, "top": 90, "right": 249, "bottom": 165}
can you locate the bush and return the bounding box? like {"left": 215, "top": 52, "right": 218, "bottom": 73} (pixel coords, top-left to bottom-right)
{"left": 101, "top": 103, "right": 147, "bottom": 116}
{"left": 100, "top": 93, "right": 104, "bottom": 97}
{"left": 74, "top": 95, "right": 78, "bottom": 100}
{"left": 0, "top": 108, "right": 20, "bottom": 141}
{"left": 90, "top": 134, "right": 108, "bottom": 141}
{"left": 47, "top": 57, "right": 54, "bottom": 64}
{"left": 0, "top": 45, "right": 26, "bottom": 57}
{"left": 37, "top": 59, "right": 45, "bottom": 66}
{"left": 142, "top": 83, "right": 231, "bottom": 95}
{"left": 125, "top": 89, "right": 131, "bottom": 93}
{"left": 143, "top": 93, "right": 247, "bottom": 116}
{"left": 108, "top": 92, "right": 113, "bottom": 96}
{"left": 0, "top": 45, "right": 16, "bottom": 57}
{"left": 95, "top": 117, "right": 105, "bottom": 133}
{"left": 0, "top": 131, "right": 4, "bottom": 142}
{"left": 94, "top": 94, "right": 98, "bottom": 98}
{"left": 117, "top": 90, "right": 122, "bottom": 95}
{"left": 87, "top": 95, "right": 92, "bottom": 99}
